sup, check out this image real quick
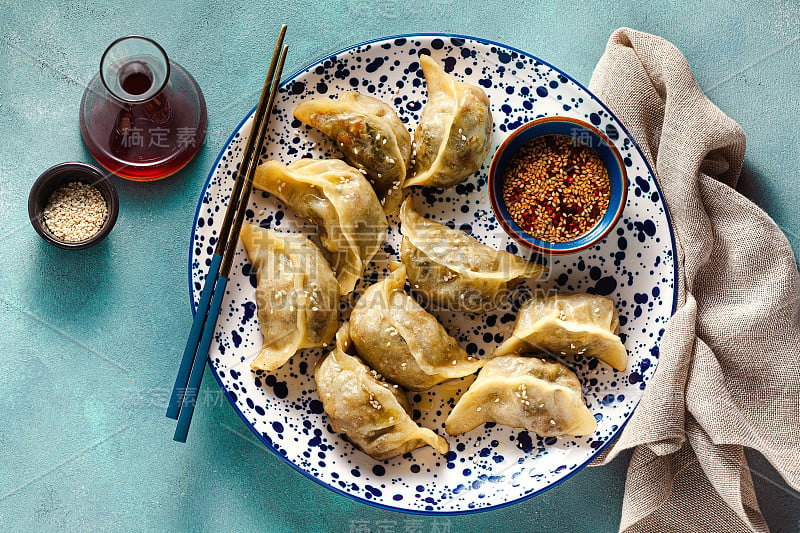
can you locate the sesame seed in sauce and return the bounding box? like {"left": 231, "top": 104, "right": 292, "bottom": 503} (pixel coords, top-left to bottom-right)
{"left": 501, "top": 134, "right": 610, "bottom": 242}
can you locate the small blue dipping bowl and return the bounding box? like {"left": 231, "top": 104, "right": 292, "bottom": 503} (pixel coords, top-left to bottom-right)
{"left": 488, "top": 116, "right": 628, "bottom": 255}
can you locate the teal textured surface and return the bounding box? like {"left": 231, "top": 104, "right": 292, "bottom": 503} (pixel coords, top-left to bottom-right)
{"left": 1, "top": 1, "right": 798, "bottom": 531}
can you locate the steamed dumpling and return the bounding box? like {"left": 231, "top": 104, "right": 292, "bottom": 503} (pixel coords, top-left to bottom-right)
{"left": 444, "top": 356, "right": 597, "bottom": 437}
{"left": 294, "top": 92, "right": 411, "bottom": 213}
{"left": 315, "top": 324, "right": 449, "bottom": 460}
{"left": 494, "top": 293, "right": 628, "bottom": 371}
{"left": 253, "top": 159, "right": 388, "bottom": 295}
{"left": 240, "top": 224, "right": 339, "bottom": 372}
{"left": 399, "top": 198, "right": 547, "bottom": 312}
{"left": 405, "top": 54, "right": 493, "bottom": 189}
{"left": 350, "top": 264, "right": 484, "bottom": 390}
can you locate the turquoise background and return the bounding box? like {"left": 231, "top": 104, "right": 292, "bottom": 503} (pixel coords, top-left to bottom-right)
{"left": 1, "top": 1, "right": 798, "bottom": 531}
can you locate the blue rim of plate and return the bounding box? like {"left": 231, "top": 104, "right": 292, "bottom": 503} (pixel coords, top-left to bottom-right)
{"left": 187, "top": 32, "right": 679, "bottom": 515}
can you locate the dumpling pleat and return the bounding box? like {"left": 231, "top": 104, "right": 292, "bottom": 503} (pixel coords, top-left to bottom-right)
{"left": 445, "top": 356, "right": 597, "bottom": 437}
{"left": 399, "top": 198, "right": 546, "bottom": 312}
{"left": 240, "top": 224, "right": 339, "bottom": 372}
{"left": 294, "top": 92, "right": 411, "bottom": 214}
{"left": 315, "top": 324, "right": 449, "bottom": 460}
{"left": 405, "top": 54, "right": 493, "bottom": 189}
{"left": 494, "top": 294, "right": 628, "bottom": 371}
{"left": 253, "top": 159, "right": 388, "bottom": 295}
{"left": 350, "top": 265, "right": 484, "bottom": 390}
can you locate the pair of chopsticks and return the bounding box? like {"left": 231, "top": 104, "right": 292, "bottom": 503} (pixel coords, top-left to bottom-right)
{"left": 166, "top": 25, "right": 288, "bottom": 443}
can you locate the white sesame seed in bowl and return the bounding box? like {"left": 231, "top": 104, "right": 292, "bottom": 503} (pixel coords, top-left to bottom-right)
{"left": 28, "top": 162, "right": 119, "bottom": 250}
{"left": 42, "top": 182, "right": 108, "bottom": 243}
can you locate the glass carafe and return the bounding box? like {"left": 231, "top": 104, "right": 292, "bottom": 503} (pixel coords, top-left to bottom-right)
{"left": 79, "top": 36, "right": 207, "bottom": 181}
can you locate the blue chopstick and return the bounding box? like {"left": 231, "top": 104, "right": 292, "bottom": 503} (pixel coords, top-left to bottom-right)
{"left": 173, "top": 276, "right": 228, "bottom": 442}
{"left": 166, "top": 253, "right": 222, "bottom": 419}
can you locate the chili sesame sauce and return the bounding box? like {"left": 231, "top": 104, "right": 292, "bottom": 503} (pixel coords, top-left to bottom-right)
{"left": 502, "top": 134, "right": 611, "bottom": 243}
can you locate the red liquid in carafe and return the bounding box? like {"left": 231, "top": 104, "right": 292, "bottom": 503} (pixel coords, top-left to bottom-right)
{"left": 121, "top": 72, "right": 152, "bottom": 95}
{"left": 80, "top": 60, "right": 207, "bottom": 181}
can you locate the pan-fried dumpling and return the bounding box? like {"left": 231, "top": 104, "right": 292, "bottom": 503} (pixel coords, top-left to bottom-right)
{"left": 240, "top": 224, "right": 339, "bottom": 372}
{"left": 494, "top": 293, "right": 628, "bottom": 371}
{"left": 315, "top": 323, "right": 449, "bottom": 460}
{"left": 405, "top": 54, "right": 493, "bottom": 189}
{"left": 399, "top": 198, "right": 547, "bottom": 312}
{"left": 253, "top": 159, "right": 388, "bottom": 295}
{"left": 294, "top": 92, "right": 411, "bottom": 214}
{"left": 350, "top": 264, "right": 484, "bottom": 390}
{"left": 445, "top": 356, "right": 597, "bottom": 437}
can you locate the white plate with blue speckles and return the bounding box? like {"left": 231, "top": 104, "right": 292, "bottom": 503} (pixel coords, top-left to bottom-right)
{"left": 189, "top": 34, "right": 677, "bottom": 514}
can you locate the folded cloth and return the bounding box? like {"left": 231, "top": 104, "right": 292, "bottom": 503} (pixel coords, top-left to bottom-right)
{"left": 588, "top": 28, "right": 800, "bottom": 533}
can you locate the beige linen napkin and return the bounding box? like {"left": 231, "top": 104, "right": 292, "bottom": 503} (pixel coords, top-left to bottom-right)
{"left": 588, "top": 28, "right": 800, "bottom": 533}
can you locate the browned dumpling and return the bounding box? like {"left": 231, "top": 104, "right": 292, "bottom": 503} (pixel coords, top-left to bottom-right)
{"left": 294, "top": 92, "right": 411, "bottom": 213}
{"left": 240, "top": 224, "right": 339, "bottom": 372}
{"left": 399, "top": 198, "right": 547, "bottom": 312}
{"left": 405, "top": 54, "right": 493, "bottom": 189}
{"left": 494, "top": 293, "right": 628, "bottom": 371}
{"left": 349, "top": 264, "right": 484, "bottom": 390}
{"left": 253, "top": 158, "right": 388, "bottom": 295}
{"left": 445, "top": 356, "right": 597, "bottom": 437}
{"left": 315, "top": 324, "right": 449, "bottom": 460}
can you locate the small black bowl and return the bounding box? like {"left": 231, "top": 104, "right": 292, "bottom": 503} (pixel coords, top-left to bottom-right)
{"left": 28, "top": 162, "right": 119, "bottom": 250}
